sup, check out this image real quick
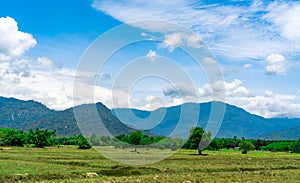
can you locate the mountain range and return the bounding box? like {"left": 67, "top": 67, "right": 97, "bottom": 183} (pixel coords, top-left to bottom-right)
{"left": 112, "top": 102, "right": 300, "bottom": 139}
{"left": 0, "top": 96, "right": 299, "bottom": 139}
{"left": 0, "top": 97, "right": 136, "bottom": 136}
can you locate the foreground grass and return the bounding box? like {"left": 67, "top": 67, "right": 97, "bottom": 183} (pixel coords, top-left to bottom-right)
{"left": 0, "top": 147, "right": 299, "bottom": 182}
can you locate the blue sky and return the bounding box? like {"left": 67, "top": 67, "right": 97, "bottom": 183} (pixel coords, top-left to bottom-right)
{"left": 0, "top": 0, "right": 300, "bottom": 118}
{"left": 0, "top": 0, "right": 120, "bottom": 68}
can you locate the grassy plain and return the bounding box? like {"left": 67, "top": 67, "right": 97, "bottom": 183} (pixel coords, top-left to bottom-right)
{"left": 0, "top": 146, "right": 299, "bottom": 182}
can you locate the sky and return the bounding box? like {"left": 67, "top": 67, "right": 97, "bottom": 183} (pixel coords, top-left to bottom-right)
{"left": 0, "top": 0, "right": 300, "bottom": 118}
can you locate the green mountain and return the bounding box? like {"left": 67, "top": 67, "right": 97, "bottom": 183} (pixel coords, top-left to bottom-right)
{"left": 0, "top": 97, "right": 136, "bottom": 136}
{"left": 259, "top": 125, "right": 300, "bottom": 140}
{"left": 112, "top": 102, "right": 300, "bottom": 139}
{"left": 0, "top": 97, "right": 54, "bottom": 128}
{"left": 1, "top": 97, "right": 299, "bottom": 139}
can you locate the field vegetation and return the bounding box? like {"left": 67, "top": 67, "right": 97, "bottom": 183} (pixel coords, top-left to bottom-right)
{"left": 1, "top": 127, "right": 300, "bottom": 182}
{"left": 0, "top": 147, "right": 299, "bottom": 182}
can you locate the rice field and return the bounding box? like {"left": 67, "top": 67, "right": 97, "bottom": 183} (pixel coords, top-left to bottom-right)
{"left": 0, "top": 146, "right": 299, "bottom": 182}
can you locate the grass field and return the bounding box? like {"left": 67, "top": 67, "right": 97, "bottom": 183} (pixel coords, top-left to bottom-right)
{"left": 0, "top": 146, "right": 299, "bottom": 183}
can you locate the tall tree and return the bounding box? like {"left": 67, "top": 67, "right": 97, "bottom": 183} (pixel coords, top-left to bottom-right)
{"left": 129, "top": 131, "right": 143, "bottom": 152}
{"left": 186, "top": 127, "right": 212, "bottom": 155}
{"left": 77, "top": 135, "right": 92, "bottom": 149}
{"left": 28, "top": 128, "right": 56, "bottom": 148}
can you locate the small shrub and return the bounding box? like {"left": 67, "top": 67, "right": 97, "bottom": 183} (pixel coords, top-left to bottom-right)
{"left": 77, "top": 135, "right": 92, "bottom": 149}
{"left": 239, "top": 138, "right": 254, "bottom": 154}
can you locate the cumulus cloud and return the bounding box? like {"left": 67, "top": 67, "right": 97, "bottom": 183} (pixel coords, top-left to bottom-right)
{"left": 265, "top": 90, "right": 274, "bottom": 97}
{"left": 198, "top": 79, "right": 250, "bottom": 100}
{"left": 163, "top": 82, "right": 198, "bottom": 99}
{"left": 197, "top": 79, "right": 300, "bottom": 118}
{"left": 146, "top": 50, "right": 156, "bottom": 61}
{"left": 0, "top": 16, "right": 77, "bottom": 110}
{"left": 243, "top": 64, "right": 252, "bottom": 69}
{"left": 148, "top": 79, "right": 300, "bottom": 118}
{"left": 161, "top": 32, "right": 202, "bottom": 52}
{"left": 36, "top": 57, "right": 57, "bottom": 69}
{"left": 0, "top": 16, "right": 36, "bottom": 61}
{"left": 265, "top": 54, "right": 287, "bottom": 76}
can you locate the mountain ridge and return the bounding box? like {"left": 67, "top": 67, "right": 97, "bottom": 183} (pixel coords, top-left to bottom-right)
{"left": 112, "top": 102, "right": 300, "bottom": 139}
{"left": 0, "top": 96, "right": 299, "bottom": 139}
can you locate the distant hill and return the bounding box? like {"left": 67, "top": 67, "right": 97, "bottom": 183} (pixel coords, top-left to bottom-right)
{"left": 0, "top": 97, "right": 137, "bottom": 136}
{"left": 1, "top": 96, "right": 300, "bottom": 139}
{"left": 259, "top": 125, "right": 300, "bottom": 140}
{"left": 0, "top": 97, "right": 54, "bottom": 128}
{"left": 112, "top": 102, "right": 300, "bottom": 139}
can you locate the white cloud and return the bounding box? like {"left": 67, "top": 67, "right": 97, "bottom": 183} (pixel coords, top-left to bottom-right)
{"left": 243, "top": 64, "right": 252, "bottom": 68}
{"left": 0, "top": 17, "right": 83, "bottom": 110}
{"left": 0, "top": 16, "right": 36, "bottom": 61}
{"left": 144, "top": 95, "right": 165, "bottom": 111}
{"left": 265, "top": 54, "right": 287, "bottom": 76}
{"left": 203, "top": 57, "right": 216, "bottom": 64}
{"left": 198, "top": 79, "right": 250, "bottom": 100}
{"left": 163, "top": 82, "right": 198, "bottom": 99}
{"left": 265, "top": 90, "right": 274, "bottom": 97}
{"left": 93, "top": 0, "right": 300, "bottom": 63}
{"left": 36, "top": 57, "right": 57, "bottom": 69}
{"left": 220, "top": 15, "right": 238, "bottom": 26}
{"left": 161, "top": 32, "right": 202, "bottom": 52}
{"left": 131, "top": 79, "right": 300, "bottom": 118}
{"left": 146, "top": 50, "right": 156, "bottom": 61}
{"left": 264, "top": 2, "right": 300, "bottom": 40}
{"left": 197, "top": 79, "right": 300, "bottom": 118}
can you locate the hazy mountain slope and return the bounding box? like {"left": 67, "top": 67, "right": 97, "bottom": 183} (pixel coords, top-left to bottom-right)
{"left": 113, "top": 102, "right": 300, "bottom": 139}
{"left": 259, "top": 125, "right": 300, "bottom": 140}
{"left": 1, "top": 96, "right": 299, "bottom": 139}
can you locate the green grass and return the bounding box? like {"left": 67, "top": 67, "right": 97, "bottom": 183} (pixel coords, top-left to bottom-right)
{"left": 0, "top": 147, "right": 299, "bottom": 182}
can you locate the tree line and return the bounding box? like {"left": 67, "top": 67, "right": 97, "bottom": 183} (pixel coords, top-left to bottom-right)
{"left": 0, "top": 127, "right": 299, "bottom": 153}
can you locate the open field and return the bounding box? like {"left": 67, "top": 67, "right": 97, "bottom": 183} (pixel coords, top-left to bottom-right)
{"left": 0, "top": 147, "right": 299, "bottom": 183}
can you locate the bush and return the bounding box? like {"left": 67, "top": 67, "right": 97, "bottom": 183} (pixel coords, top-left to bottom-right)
{"left": 290, "top": 140, "right": 300, "bottom": 153}
{"left": 0, "top": 128, "right": 27, "bottom": 146}
{"left": 239, "top": 138, "right": 254, "bottom": 154}
{"left": 261, "top": 141, "right": 292, "bottom": 152}
{"left": 28, "top": 128, "right": 56, "bottom": 148}
{"left": 77, "top": 135, "right": 92, "bottom": 149}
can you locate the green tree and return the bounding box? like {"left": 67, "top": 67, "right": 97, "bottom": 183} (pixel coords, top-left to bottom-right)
{"left": 140, "top": 136, "right": 151, "bottom": 145}
{"left": 0, "top": 128, "right": 27, "bottom": 146}
{"left": 77, "top": 135, "right": 92, "bottom": 149}
{"left": 129, "top": 131, "right": 143, "bottom": 152}
{"left": 239, "top": 137, "right": 255, "bottom": 154}
{"left": 290, "top": 140, "right": 300, "bottom": 153}
{"left": 28, "top": 128, "right": 56, "bottom": 148}
{"left": 186, "top": 127, "right": 212, "bottom": 155}
{"left": 90, "top": 134, "right": 101, "bottom": 146}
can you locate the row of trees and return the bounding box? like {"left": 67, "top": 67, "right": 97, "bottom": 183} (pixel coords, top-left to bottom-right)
{"left": 0, "top": 128, "right": 90, "bottom": 149}
{"left": 0, "top": 128, "right": 55, "bottom": 148}
{"left": 1, "top": 127, "right": 299, "bottom": 153}
{"left": 115, "top": 131, "right": 184, "bottom": 151}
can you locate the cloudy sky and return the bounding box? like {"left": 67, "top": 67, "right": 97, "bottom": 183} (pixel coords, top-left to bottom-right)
{"left": 0, "top": 0, "right": 300, "bottom": 118}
